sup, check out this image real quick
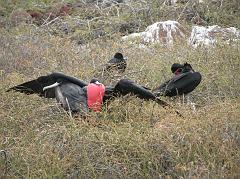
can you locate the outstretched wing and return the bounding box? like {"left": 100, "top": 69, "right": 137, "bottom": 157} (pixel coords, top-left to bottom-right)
{"left": 7, "top": 72, "right": 88, "bottom": 98}
{"left": 103, "top": 79, "right": 168, "bottom": 106}
{"left": 103, "top": 79, "right": 182, "bottom": 117}
{"left": 50, "top": 72, "right": 87, "bottom": 87}
{"left": 7, "top": 75, "right": 56, "bottom": 98}
{"left": 114, "top": 79, "right": 156, "bottom": 100}
{"left": 153, "top": 72, "right": 202, "bottom": 97}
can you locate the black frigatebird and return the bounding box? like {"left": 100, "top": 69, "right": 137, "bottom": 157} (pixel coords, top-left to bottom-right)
{"left": 7, "top": 72, "right": 174, "bottom": 116}
{"left": 105, "top": 52, "right": 127, "bottom": 73}
{"left": 7, "top": 72, "right": 89, "bottom": 114}
{"left": 153, "top": 63, "right": 202, "bottom": 97}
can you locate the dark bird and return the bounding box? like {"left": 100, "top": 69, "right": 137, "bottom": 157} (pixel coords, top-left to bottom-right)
{"left": 7, "top": 72, "right": 174, "bottom": 116}
{"left": 171, "top": 63, "right": 184, "bottom": 74}
{"left": 7, "top": 72, "right": 89, "bottom": 114}
{"left": 105, "top": 52, "right": 127, "bottom": 73}
{"left": 153, "top": 63, "right": 202, "bottom": 97}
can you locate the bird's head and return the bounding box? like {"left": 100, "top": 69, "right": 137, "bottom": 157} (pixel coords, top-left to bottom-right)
{"left": 171, "top": 63, "right": 184, "bottom": 74}
{"left": 114, "top": 52, "right": 127, "bottom": 61}
{"left": 90, "top": 78, "right": 101, "bottom": 85}
{"left": 171, "top": 62, "right": 195, "bottom": 75}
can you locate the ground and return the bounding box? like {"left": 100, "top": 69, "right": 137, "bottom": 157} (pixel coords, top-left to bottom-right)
{"left": 0, "top": 0, "right": 240, "bottom": 178}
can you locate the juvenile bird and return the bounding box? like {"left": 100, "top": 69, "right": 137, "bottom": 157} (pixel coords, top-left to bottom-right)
{"left": 105, "top": 52, "right": 127, "bottom": 73}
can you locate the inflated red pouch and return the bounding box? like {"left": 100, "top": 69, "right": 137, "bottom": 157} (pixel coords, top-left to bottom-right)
{"left": 87, "top": 83, "right": 105, "bottom": 112}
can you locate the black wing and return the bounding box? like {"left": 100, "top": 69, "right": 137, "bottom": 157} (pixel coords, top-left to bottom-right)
{"left": 104, "top": 79, "right": 168, "bottom": 106}
{"left": 114, "top": 79, "right": 156, "bottom": 100}
{"left": 50, "top": 72, "right": 87, "bottom": 87}
{"left": 153, "top": 72, "right": 202, "bottom": 97}
{"left": 103, "top": 79, "right": 182, "bottom": 117}
{"left": 108, "top": 57, "right": 122, "bottom": 64}
{"left": 7, "top": 72, "right": 88, "bottom": 98}
{"left": 7, "top": 75, "right": 56, "bottom": 97}
{"left": 103, "top": 86, "right": 116, "bottom": 102}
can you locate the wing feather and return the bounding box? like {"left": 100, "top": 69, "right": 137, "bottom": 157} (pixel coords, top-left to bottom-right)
{"left": 7, "top": 72, "right": 88, "bottom": 98}
{"left": 7, "top": 75, "right": 55, "bottom": 97}
{"left": 153, "top": 72, "right": 202, "bottom": 97}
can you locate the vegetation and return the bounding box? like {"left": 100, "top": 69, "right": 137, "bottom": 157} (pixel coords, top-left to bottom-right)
{"left": 0, "top": 0, "right": 240, "bottom": 178}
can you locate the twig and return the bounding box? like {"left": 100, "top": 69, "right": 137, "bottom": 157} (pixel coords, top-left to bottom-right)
{"left": 40, "top": 13, "right": 52, "bottom": 26}
{"left": 41, "top": 16, "right": 60, "bottom": 27}
{"left": 150, "top": 102, "right": 157, "bottom": 126}
{"left": 219, "top": 0, "right": 224, "bottom": 9}
{"left": 65, "top": 97, "right": 73, "bottom": 118}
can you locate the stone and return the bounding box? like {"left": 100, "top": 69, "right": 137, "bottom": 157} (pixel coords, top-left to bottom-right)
{"left": 122, "top": 21, "right": 188, "bottom": 46}
{"left": 189, "top": 25, "right": 240, "bottom": 47}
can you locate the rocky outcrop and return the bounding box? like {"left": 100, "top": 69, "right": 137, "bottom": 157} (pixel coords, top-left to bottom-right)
{"left": 122, "top": 20, "right": 240, "bottom": 48}
{"left": 189, "top": 25, "right": 240, "bottom": 47}
{"left": 122, "top": 21, "right": 188, "bottom": 46}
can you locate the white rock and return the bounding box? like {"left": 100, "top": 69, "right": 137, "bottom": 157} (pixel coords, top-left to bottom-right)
{"left": 189, "top": 25, "right": 240, "bottom": 47}
{"left": 122, "top": 21, "right": 187, "bottom": 46}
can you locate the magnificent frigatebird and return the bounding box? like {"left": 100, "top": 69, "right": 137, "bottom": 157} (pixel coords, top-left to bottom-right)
{"left": 7, "top": 72, "right": 89, "bottom": 114}
{"left": 105, "top": 52, "right": 127, "bottom": 73}
{"left": 7, "top": 72, "right": 173, "bottom": 116}
{"left": 153, "top": 63, "right": 202, "bottom": 97}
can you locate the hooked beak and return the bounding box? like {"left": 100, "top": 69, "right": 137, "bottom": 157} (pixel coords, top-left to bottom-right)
{"left": 94, "top": 81, "right": 101, "bottom": 85}
{"left": 43, "top": 82, "right": 60, "bottom": 91}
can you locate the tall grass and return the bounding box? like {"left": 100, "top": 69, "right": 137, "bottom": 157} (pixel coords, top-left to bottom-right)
{"left": 0, "top": 24, "right": 240, "bottom": 178}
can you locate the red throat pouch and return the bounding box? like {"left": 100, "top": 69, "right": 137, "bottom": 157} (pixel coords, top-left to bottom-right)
{"left": 175, "top": 68, "right": 182, "bottom": 75}
{"left": 87, "top": 83, "right": 105, "bottom": 112}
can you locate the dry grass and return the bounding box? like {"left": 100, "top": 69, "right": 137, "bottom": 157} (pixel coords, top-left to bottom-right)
{"left": 0, "top": 24, "right": 240, "bottom": 178}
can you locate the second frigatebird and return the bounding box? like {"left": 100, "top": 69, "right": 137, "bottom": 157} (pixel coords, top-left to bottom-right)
{"left": 153, "top": 63, "right": 202, "bottom": 97}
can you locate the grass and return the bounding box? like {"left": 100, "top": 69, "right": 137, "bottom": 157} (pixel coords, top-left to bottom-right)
{"left": 0, "top": 24, "right": 240, "bottom": 178}
{"left": 0, "top": 1, "right": 240, "bottom": 177}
